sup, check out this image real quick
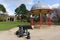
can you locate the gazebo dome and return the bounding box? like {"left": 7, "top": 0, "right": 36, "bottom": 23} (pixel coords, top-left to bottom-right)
{"left": 31, "top": 2, "right": 49, "bottom": 10}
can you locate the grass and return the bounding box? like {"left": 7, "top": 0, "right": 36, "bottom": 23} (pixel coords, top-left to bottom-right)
{"left": 0, "top": 21, "right": 60, "bottom": 31}
{"left": 0, "top": 21, "right": 29, "bottom": 31}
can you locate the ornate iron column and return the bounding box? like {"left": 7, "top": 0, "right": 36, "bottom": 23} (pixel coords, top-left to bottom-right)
{"left": 48, "top": 14, "right": 51, "bottom": 26}
{"left": 30, "top": 14, "right": 34, "bottom": 28}
{"left": 39, "top": 13, "right": 42, "bottom": 27}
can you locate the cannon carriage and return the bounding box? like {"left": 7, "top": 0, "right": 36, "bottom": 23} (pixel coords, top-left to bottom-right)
{"left": 15, "top": 25, "right": 32, "bottom": 39}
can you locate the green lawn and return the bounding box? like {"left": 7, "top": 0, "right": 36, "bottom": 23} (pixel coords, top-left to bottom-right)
{"left": 0, "top": 21, "right": 29, "bottom": 31}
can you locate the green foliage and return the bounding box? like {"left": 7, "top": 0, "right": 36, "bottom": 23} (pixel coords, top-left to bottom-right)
{"left": 0, "top": 4, "right": 7, "bottom": 22}
{"left": 15, "top": 4, "right": 29, "bottom": 21}
{"left": 15, "top": 4, "right": 28, "bottom": 16}
{"left": 0, "top": 4, "right": 6, "bottom": 12}
{"left": 34, "top": 15, "right": 40, "bottom": 22}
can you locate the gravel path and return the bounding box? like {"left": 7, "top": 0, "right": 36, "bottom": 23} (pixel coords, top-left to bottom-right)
{"left": 0, "top": 25, "right": 60, "bottom": 40}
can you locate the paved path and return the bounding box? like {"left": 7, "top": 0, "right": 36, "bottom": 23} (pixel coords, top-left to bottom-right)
{"left": 0, "top": 25, "right": 60, "bottom": 40}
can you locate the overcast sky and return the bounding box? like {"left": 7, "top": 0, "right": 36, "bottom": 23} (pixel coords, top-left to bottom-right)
{"left": 0, "top": 0, "right": 60, "bottom": 15}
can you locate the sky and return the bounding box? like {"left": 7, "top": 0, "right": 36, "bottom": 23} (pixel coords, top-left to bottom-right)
{"left": 0, "top": 0, "right": 60, "bottom": 15}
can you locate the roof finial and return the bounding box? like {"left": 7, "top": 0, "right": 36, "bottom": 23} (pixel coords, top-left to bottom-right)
{"left": 38, "top": 1, "right": 40, "bottom": 3}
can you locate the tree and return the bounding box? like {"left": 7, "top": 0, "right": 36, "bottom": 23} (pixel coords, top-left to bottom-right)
{"left": 0, "top": 4, "right": 7, "bottom": 22}
{"left": 0, "top": 4, "right": 6, "bottom": 13}
{"left": 15, "top": 4, "right": 29, "bottom": 21}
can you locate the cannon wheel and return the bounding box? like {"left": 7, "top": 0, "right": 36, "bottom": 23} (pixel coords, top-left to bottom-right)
{"left": 26, "top": 32, "right": 30, "bottom": 39}
{"left": 15, "top": 31, "right": 19, "bottom": 35}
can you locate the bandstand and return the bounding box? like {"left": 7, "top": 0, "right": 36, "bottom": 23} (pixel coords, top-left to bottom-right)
{"left": 29, "top": 2, "right": 54, "bottom": 28}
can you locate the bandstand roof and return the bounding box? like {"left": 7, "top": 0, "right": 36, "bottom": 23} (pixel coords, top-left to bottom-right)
{"left": 29, "top": 2, "right": 54, "bottom": 15}
{"left": 31, "top": 2, "right": 49, "bottom": 10}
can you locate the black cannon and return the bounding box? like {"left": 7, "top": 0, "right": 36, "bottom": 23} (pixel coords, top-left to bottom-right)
{"left": 15, "top": 25, "right": 32, "bottom": 39}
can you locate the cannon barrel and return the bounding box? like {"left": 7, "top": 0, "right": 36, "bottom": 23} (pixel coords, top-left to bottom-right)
{"left": 18, "top": 25, "right": 33, "bottom": 29}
